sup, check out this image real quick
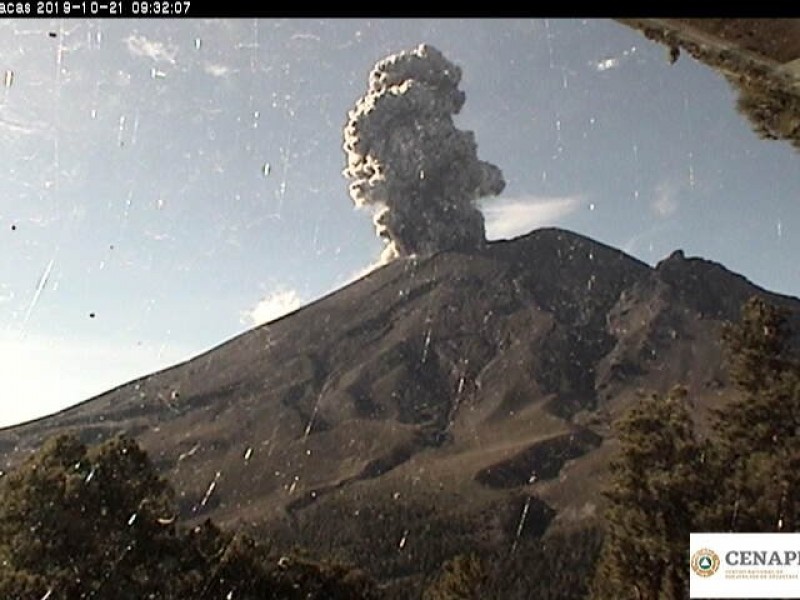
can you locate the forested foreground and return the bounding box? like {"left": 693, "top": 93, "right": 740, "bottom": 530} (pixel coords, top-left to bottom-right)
{"left": 0, "top": 296, "right": 796, "bottom": 599}
{"left": 592, "top": 296, "right": 800, "bottom": 599}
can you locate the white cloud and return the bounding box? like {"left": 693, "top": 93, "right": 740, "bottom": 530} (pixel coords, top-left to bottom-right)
{"left": 124, "top": 34, "right": 178, "bottom": 64}
{"left": 652, "top": 181, "right": 679, "bottom": 218}
{"left": 482, "top": 195, "right": 586, "bottom": 240}
{"left": 203, "top": 63, "right": 232, "bottom": 78}
{"left": 0, "top": 332, "right": 194, "bottom": 427}
{"left": 244, "top": 288, "right": 302, "bottom": 327}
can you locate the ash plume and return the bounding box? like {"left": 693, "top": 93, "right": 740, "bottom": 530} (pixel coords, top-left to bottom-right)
{"left": 343, "top": 44, "right": 505, "bottom": 259}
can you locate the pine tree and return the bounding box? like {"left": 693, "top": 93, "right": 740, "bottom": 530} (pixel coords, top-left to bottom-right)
{"left": 0, "top": 434, "right": 179, "bottom": 599}
{"left": 590, "top": 387, "right": 707, "bottom": 600}
{"left": 0, "top": 434, "right": 380, "bottom": 599}
{"left": 708, "top": 296, "right": 800, "bottom": 532}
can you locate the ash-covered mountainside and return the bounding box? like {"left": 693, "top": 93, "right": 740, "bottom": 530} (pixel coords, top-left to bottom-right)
{"left": 1, "top": 227, "right": 797, "bottom": 582}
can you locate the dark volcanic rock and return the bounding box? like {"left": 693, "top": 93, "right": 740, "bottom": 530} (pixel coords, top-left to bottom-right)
{"left": 1, "top": 226, "right": 798, "bottom": 584}
{"left": 475, "top": 428, "right": 603, "bottom": 489}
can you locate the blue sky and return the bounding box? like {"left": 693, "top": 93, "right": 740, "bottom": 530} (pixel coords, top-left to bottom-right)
{"left": 0, "top": 19, "right": 797, "bottom": 426}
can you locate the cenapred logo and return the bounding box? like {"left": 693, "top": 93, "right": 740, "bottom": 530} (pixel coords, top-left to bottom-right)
{"left": 691, "top": 548, "right": 721, "bottom": 577}
{"left": 691, "top": 533, "right": 800, "bottom": 598}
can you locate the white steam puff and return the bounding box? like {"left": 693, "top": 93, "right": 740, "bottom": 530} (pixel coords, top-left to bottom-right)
{"left": 343, "top": 44, "right": 505, "bottom": 258}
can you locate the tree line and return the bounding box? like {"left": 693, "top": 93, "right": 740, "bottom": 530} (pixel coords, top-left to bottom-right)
{"left": 591, "top": 296, "right": 800, "bottom": 599}
{"left": 0, "top": 434, "right": 378, "bottom": 599}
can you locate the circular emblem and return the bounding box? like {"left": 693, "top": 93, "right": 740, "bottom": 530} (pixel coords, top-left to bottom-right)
{"left": 691, "top": 548, "right": 721, "bottom": 577}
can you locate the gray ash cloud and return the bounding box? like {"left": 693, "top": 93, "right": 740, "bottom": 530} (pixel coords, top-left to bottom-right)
{"left": 343, "top": 44, "right": 505, "bottom": 259}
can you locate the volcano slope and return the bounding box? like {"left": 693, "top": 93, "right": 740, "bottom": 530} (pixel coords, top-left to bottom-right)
{"left": 1, "top": 227, "right": 798, "bottom": 594}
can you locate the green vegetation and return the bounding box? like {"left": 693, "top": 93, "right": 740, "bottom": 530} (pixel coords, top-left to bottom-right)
{"left": 0, "top": 434, "right": 377, "bottom": 599}
{"left": 421, "top": 534, "right": 603, "bottom": 600}
{"left": 709, "top": 297, "right": 800, "bottom": 533}
{"left": 591, "top": 296, "right": 800, "bottom": 598}
{"left": 422, "top": 553, "right": 489, "bottom": 599}
{"left": 731, "top": 77, "right": 800, "bottom": 151}
{"left": 590, "top": 387, "right": 707, "bottom": 599}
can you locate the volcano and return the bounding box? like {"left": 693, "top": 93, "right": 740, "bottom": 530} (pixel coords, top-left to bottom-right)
{"left": 1, "top": 228, "right": 797, "bottom": 594}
